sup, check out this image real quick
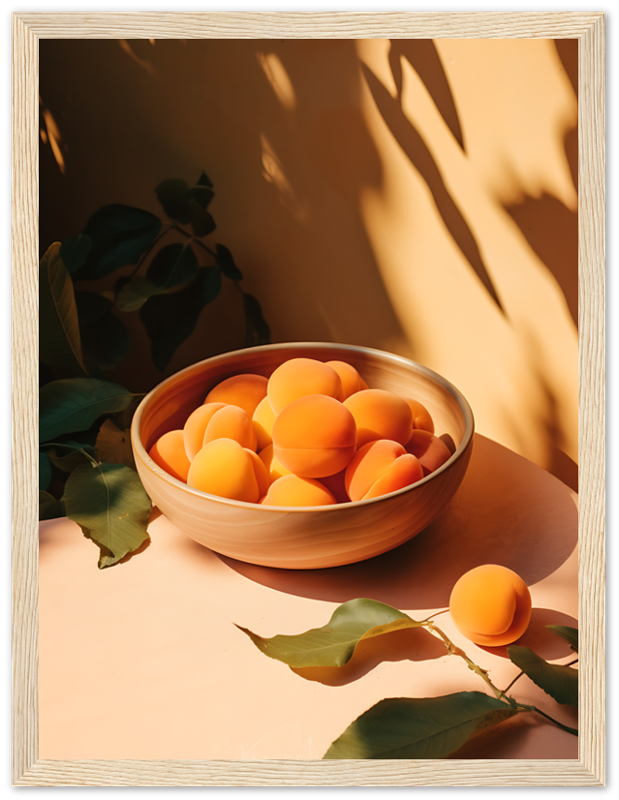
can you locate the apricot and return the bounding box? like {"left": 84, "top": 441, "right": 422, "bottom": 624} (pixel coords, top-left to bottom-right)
{"left": 439, "top": 433, "right": 457, "bottom": 455}
{"left": 261, "top": 474, "right": 337, "bottom": 507}
{"left": 149, "top": 430, "right": 191, "bottom": 482}
{"left": 449, "top": 565, "right": 532, "bottom": 647}
{"left": 267, "top": 358, "right": 342, "bottom": 415}
{"left": 406, "top": 430, "right": 452, "bottom": 475}
{"left": 187, "top": 438, "right": 268, "bottom": 503}
{"left": 259, "top": 443, "right": 293, "bottom": 483}
{"left": 183, "top": 402, "right": 227, "bottom": 461}
{"left": 272, "top": 394, "right": 357, "bottom": 478}
{"left": 252, "top": 395, "right": 277, "bottom": 451}
{"left": 203, "top": 404, "right": 258, "bottom": 452}
{"left": 205, "top": 373, "right": 268, "bottom": 417}
{"left": 345, "top": 439, "right": 424, "bottom": 502}
{"left": 326, "top": 360, "right": 365, "bottom": 401}
{"left": 343, "top": 389, "right": 413, "bottom": 449}
{"left": 318, "top": 469, "right": 349, "bottom": 504}
{"left": 405, "top": 398, "right": 435, "bottom": 434}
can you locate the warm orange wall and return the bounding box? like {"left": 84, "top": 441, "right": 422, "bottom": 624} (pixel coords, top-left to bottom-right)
{"left": 39, "top": 38, "right": 578, "bottom": 488}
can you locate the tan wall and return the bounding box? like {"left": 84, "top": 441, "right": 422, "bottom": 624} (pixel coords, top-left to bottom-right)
{"left": 39, "top": 38, "right": 578, "bottom": 488}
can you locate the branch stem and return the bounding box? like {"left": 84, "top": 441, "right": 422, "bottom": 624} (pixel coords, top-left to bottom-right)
{"left": 420, "top": 616, "right": 578, "bottom": 736}
{"left": 424, "top": 621, "right": 504, "bottom": 700}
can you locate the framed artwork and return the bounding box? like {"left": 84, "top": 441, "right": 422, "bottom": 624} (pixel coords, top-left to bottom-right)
{"left": 11, "top": 11, "right": 606, "bottom": 786}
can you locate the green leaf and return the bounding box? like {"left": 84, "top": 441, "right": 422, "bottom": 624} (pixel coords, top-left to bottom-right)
{"left": 39, "top": 451, "right": 52, "bottom": 491}
{"left": 39, "top": 490, "right": 65, "bottom": 521}
{"left": 63, "top": 462, "right": 151, "bottom": 568}
{"left": 155, "top": 176, "right": 215, "bottom": 224}
{"left": 95, "top": 419, "right": 136, "bottom": 469}
{"left": 60, "top": 234, "right": 92, "bottom": 274}
{"left": 507, "top": 646, "right": 578, "bottom": 707}
{"left": 116, "top": 276, "right": 161, "bottom": 312}
{"left": 189, "top": 184, "right": 214, "bottom": 209}
{"left": 40, "top": 378, "right": 134, "bottom": 443}
{"left": 196, "top": 170, "right": 213, "bottom": 188}
{"left": 189, "top": 200, "right": 216, "bottom": 237}
{"left": 140, "top": 266, "right": 222, "bottom": 372}
{"left": 84, "top": 314, "right": 130, "bottom": 372}
{"left": 115, "top": 245, "right": 198, "bottom": 312}
{"left": 75, "top": 291, "right": 131, "bottom": 371}
{"left": 155, "top": 178, "right": 192, "bottom": 223}
{"left": 76, "top": 204, "right": 162, "bottom": 280}
{"left": 237, "top": 598, "right": 423, "bottom": 669}
{"left": 46, "top": 440, "right": 95, "bottom": 472}
{"left": 547, "top": 625, "right": 579, "bottom": 653}
{"left": 242, "top": 292, "right": 270, "bottom": 347}
{"left": 323, "top": 692, "right": 518, "bottom": 759}
{"left": 39, "top": 242, "right": 86, "bottom": 376}
{"left": 146, "top": 242, "right": 198, "bottom": 290}
{"left": 215, "top": 244, "right": 242, "bottom": 281}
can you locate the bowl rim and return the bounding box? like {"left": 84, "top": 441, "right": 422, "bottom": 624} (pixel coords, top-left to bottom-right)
{"left": 131, "top": 341, "right": 475, "bottom": 512}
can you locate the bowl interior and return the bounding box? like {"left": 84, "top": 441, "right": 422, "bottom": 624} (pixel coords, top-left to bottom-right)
{"left": 137, "top": 343, "right": 471, "bottom": 472}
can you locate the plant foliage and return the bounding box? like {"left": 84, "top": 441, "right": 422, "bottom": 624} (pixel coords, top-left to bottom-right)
{"left": 239, "top": 599, "right": 579, "bottom": 758}
{"left": 39, "top": 171, "right": 270, "bottom": 568}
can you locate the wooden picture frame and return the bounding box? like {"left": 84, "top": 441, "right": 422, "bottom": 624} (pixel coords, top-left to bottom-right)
{"left": 12, "top": 11, "right": 605, "bottom": 787}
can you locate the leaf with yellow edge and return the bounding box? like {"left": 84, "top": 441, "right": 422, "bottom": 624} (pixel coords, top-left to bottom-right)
{"left": 95, "top": 419, "right": 136, "bottom": 469}
{"left": 237, "top": 598, "right": 423, "bottom": 669}
{"left": 39, "top": 242, "right": 86, "bottom": 376}
{"left": 62, "top": 462, "right": 151, "bottom": 568}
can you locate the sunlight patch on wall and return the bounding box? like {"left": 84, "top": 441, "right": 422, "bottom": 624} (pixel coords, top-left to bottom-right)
{"left": 40, "top": 97, "right": 66, "bottom": 174}
{"left": 355, "top": 38, "right": 578, "bottom": 479}
{"left": 118, "top": 39, "right": 157, "bottom": 77}
{"left": 435, "top": 39, "right": 577, "bottom": 212}
{"left": 257, "top": 52, "right": 297, "bottom": 110}
{"left": 260, "top": 134, "right": 307, "bottom": 222}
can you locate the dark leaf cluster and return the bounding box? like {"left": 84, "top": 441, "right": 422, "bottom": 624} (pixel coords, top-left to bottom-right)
{"left": 39, "top": 171, "right": 271, "bottom": 568}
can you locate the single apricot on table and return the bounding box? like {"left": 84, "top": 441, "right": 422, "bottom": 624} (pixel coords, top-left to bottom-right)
{"left": 449, "top": 565, "right": 532, "bottom": 647}
{"left": 187, "top": 438, "right": 268, "bottom": 503}
{"left": 267, "top": 358, "right": 342, "bottom": 415}
{"left": 205, "top": 373, "right": 268, "bottom": 417}
{"left": 149, "top": 430, "right": 191, "bottom": 482}
{"left": 261, "top": 474, "right": 337, "bottom": 507}
{"left": 343, "top": 389, "right": 413, "bottom": 449}
{"left": 273, "top": 393, "right": 357, "bottom": 478}
{"left": 345, "top": 439, "right": 424, "bottom": 502}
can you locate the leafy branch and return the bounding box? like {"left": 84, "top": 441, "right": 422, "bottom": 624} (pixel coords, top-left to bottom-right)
{"left": 58, "top": 171, "right": 270, "bottom": 375}
{"left": 237, "top": 598, "right": 578, "bottom": 758}
{"left": 39, "top": 171, "right": 271, "bottom": 568}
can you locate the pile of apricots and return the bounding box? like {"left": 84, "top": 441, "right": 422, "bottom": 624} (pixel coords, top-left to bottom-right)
{"left": 148, "top": 357, "right": 456, "bottom": 508}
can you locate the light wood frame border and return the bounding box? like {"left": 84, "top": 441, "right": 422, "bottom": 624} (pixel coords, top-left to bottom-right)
{"left": 12, "top": 11, "right": 605, "bottom": 787}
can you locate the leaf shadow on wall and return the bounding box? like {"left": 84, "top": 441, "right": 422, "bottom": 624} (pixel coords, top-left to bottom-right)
{"left": 389, "top": 39, "right": 465, "bottom": 151}
{"left": 362, "top": 51, "right": 504, "bottom": 314}
{"left": 254, "top": 40, "right": 411, "bottom": 349}
{"left": 38, "top": 38, "right": 414, "bottom": 389}
{"left": 502, "top": 40, "right": 578, "bottom": 330}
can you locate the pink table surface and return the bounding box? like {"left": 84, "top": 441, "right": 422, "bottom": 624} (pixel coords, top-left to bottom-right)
{"left": 39, "top": 434, "right": 578, "bottom": 760}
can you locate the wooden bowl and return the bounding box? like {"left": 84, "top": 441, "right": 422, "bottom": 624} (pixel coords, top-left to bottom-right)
{"left": 131, "top": 343, "right": 474, "bottom": 569}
